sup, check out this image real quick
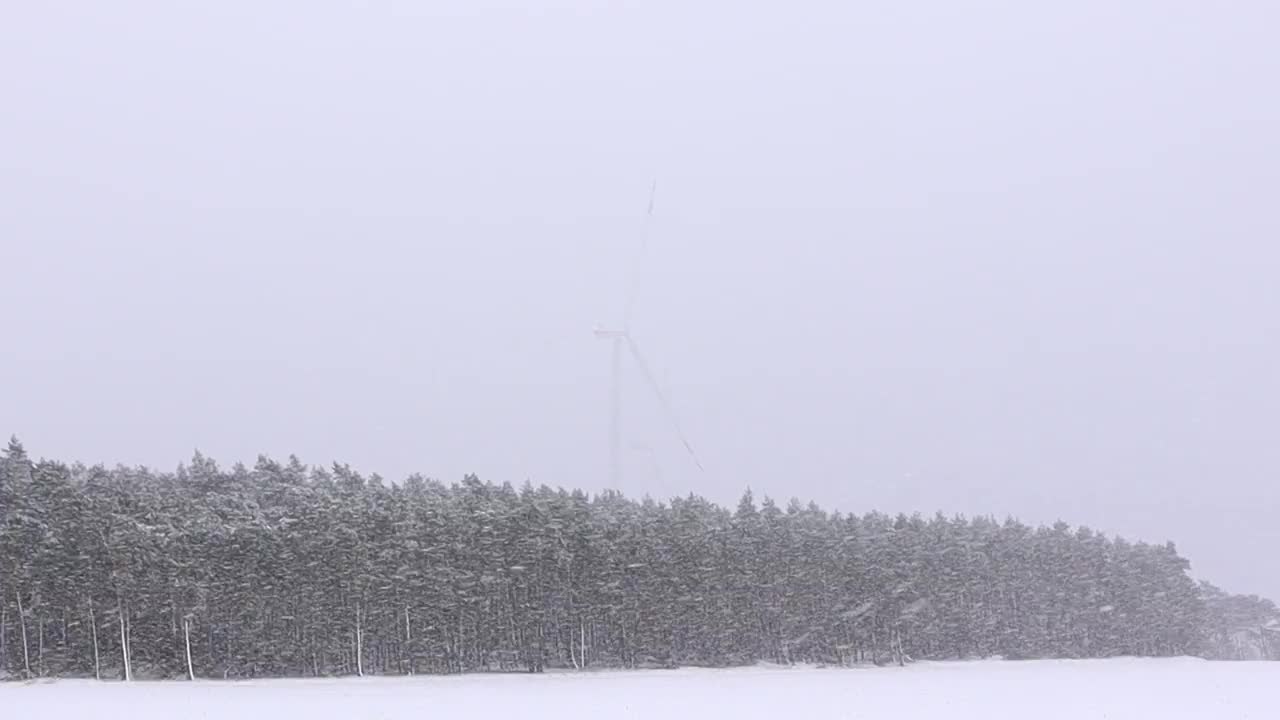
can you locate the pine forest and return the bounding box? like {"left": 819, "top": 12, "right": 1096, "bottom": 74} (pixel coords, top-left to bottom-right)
{"left": 1, "top": 438, "right": 1276, "bottom": 681}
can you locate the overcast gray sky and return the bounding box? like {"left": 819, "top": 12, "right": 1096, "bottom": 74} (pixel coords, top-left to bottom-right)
{"left": 2, "top": 1, "right": 1277, "bottom": 599}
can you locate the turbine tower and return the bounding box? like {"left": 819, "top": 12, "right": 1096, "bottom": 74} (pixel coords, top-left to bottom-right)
{"left": 595, "top": 183, "right": 703, "bottom": 493}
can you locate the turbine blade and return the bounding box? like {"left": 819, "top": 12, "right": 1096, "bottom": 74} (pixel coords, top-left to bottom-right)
{"left": 623, "top": 180, "right": 658, "bottom": 331}
{"left": 625, "top": 336, "right": 705, "bottom": 472}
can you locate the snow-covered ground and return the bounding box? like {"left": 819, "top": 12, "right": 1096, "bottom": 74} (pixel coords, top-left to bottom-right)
{"left": 2, "top": 658, "right": 1275, "bottom": 719}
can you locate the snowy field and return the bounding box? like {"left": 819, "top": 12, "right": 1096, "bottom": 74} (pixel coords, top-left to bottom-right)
{"left": 2, "top": 658, "right": 1276, "bottom": 719}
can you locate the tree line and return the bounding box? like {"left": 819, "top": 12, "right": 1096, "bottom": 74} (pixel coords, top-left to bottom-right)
{"left": 1, "top": 437, "right": 1275, "bottom": 680}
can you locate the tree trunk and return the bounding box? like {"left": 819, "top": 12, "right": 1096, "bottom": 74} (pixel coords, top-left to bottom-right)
{"left": 126, "top": 607, "right": 133, "bottom": 680}
{"left": 89, "top": 604, "right": 101, "bottom": 681}
{"left": 620, "top": 621, "right": 628, "bottom": 669}
{"left": 16, "top": 589, "right": 31, "bottom": 678}
{"left": 403, "top": 605, "right": 413, "bottom": 675}
{"left": 117, "top": 597, "right": 132, "bottom": 682}
{"left": 354, "top": 602, "right": 364, "bottom": 677}
{"left": 37, "top": 617, "right": 44, "bottom": 676}
{"left": 569, "top": 619, "right": 580, "bottom": 670}
{"left": 184, "top": 617, "right": 195, "bottom": 681}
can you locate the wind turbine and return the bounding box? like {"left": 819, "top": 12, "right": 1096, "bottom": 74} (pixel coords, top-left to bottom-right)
{"left": 594, "top": 183, "right": 704, "bottom": 493}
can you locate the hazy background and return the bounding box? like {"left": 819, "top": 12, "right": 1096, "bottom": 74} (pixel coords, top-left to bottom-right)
{"left": 2, "top": 2, "right": 1277, "bottom": 599}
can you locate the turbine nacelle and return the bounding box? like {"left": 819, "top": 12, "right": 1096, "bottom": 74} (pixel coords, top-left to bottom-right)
{"left": 593, "top": 326, "right": 629, "bottom": 341}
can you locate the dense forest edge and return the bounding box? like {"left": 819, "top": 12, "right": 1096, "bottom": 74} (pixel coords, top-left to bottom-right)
{"left": 1, "top": 437, "right": 1277, "bottom": 681}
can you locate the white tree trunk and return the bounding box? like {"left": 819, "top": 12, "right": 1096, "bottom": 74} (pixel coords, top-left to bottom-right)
{"left": 16, "top": 589, "right": 31, "bottom": 677}
{"left": 569, "top": 621, "right": 580, "bottom": 670}
{"left": 117, "top": 598, "right": 132, "bottom": 682}
{"left": 355, "top": 603, "right": 364, "bottom": 677}
{"left": 403, "top": 605, "right": 413, "bottom": 675}
{"left": 89, "top": 604, "right": 101, "bottom": 681}
{"left": 183, "top": 617, "right": 195, "bottom": 681}
{"left": 581, "top": 621, "right": 587, "bottom": 668}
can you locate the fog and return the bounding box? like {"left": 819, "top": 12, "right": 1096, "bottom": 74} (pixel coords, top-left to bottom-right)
{"left": 2, "top": 2, "right": 1277, "bottom": 600}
